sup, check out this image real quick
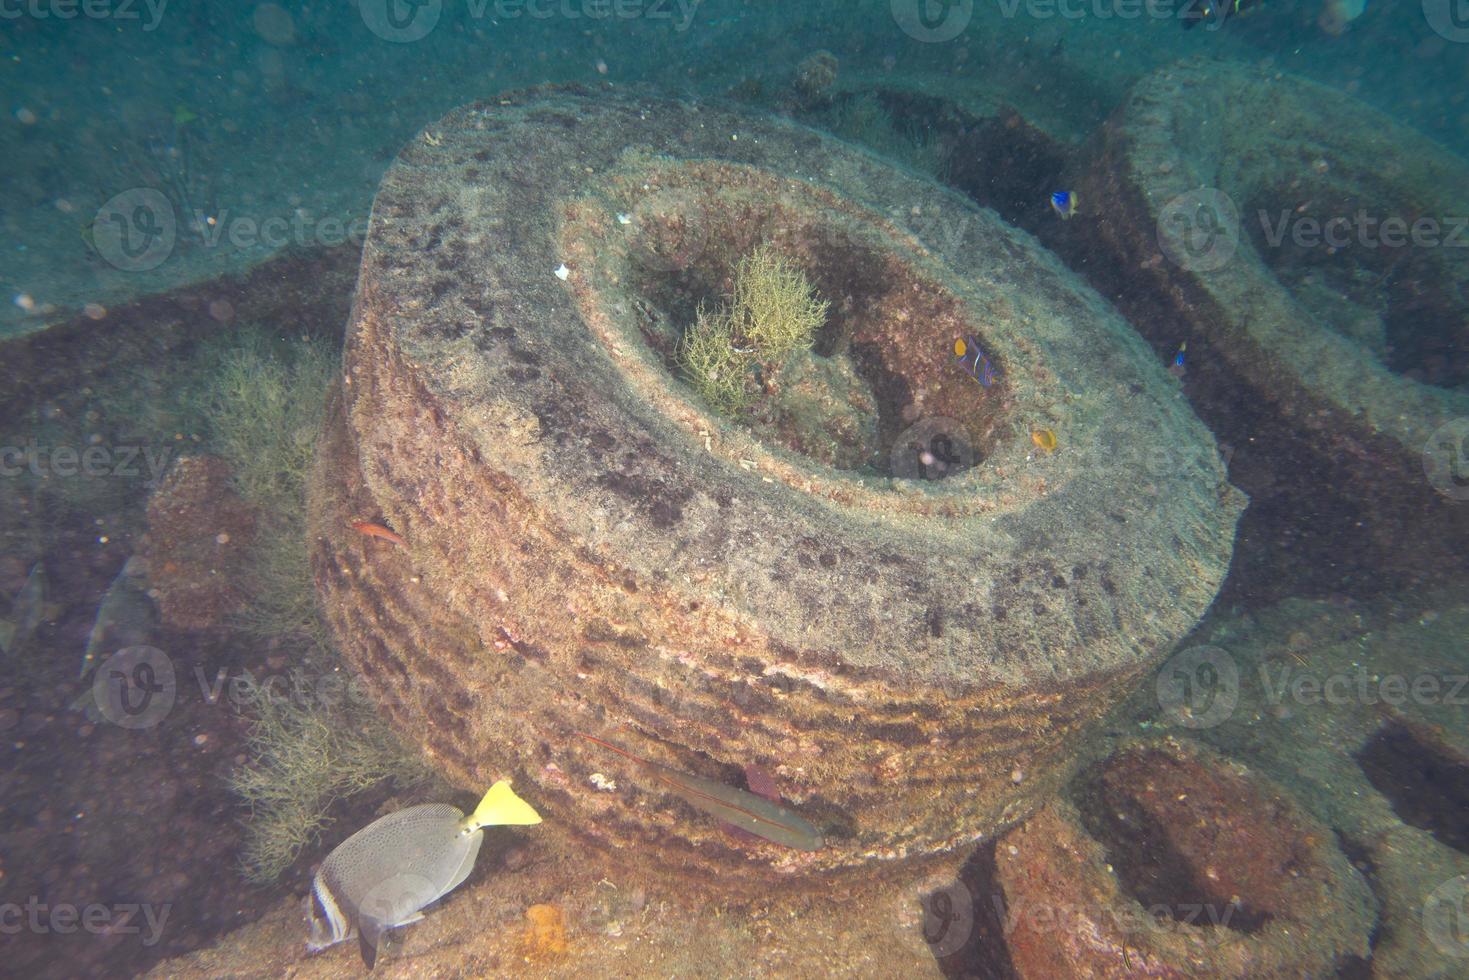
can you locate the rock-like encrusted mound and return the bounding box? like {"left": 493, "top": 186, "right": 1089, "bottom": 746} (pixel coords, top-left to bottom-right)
{"left": 138, "top": 455, "right": 255, "bottom": 630}
{"left": 309, "top": 89, "right": 1244, "bottom": 886}
{"left": 1063, "top": 59, "right": 1469, "bottom": 598}
{"left": 996, "top": 736, "right": 1377, "bottom": 978}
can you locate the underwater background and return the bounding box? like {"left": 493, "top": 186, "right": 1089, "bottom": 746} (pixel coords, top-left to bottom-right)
{"left": 2, "top": 1, "right": 1469, "bottom": 977}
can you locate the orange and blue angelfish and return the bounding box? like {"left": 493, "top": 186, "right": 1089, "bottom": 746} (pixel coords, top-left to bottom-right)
{"left": 954, "top": 336, "right": 998, "bottom": 387}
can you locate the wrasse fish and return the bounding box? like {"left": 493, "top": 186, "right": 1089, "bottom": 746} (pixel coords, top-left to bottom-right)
{"left": 1050, "top": 190, "right": 1078, "bottom": 220}
{"left": 575, "top": 733, "right": 825, "bottom": 851}
{"left": 954, "top": 336, "right": 998, "bottom": 387}
{"left": 350, "top": 521, "right": 405, "bottom": 547}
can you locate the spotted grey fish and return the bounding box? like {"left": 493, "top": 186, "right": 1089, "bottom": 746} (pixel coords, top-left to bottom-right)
{"left": 307, "top": 780, "right": 542, "bottom": 968}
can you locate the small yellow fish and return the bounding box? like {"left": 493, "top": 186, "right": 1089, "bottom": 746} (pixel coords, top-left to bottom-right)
{"left": 1031, "top": 428, "right": 1058, "bottom": 453}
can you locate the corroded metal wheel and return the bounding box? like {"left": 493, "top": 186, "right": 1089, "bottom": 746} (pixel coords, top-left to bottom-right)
{"left": 1066, "top": 59, "right": 1469, "bottom": 596}
{"left": 309, "top": 89, "right": 1244, "bottom": 886}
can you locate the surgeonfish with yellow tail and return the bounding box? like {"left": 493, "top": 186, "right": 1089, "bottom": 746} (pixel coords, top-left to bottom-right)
{"left": 576, "top": 732, "right": 825, "bottom": 851}
{"left": 307, "top": 781, "right": 542, "bottom": 969}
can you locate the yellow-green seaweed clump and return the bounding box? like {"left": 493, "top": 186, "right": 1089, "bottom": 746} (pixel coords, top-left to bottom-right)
{"left": 230, "top": 670, "right": 433, "bottom": 883}
{"left": 730, "top": 242, "right": 828, "bottom": 362}
{"left": 677, "top": 302, "right": 754, "bottom": 415}
{"left": 181, "top": 329, "right": 336, "bottom": 646}
{"left": 677, "top": 243, "right": 828, "bottom": 415}
{"left": 189, "top": 330, "right": 334, "bottom": 519}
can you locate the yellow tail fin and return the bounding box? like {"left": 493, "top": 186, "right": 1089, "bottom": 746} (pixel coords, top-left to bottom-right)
{"left": 466, "top": 780, "right": 542, "bottom": 830}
